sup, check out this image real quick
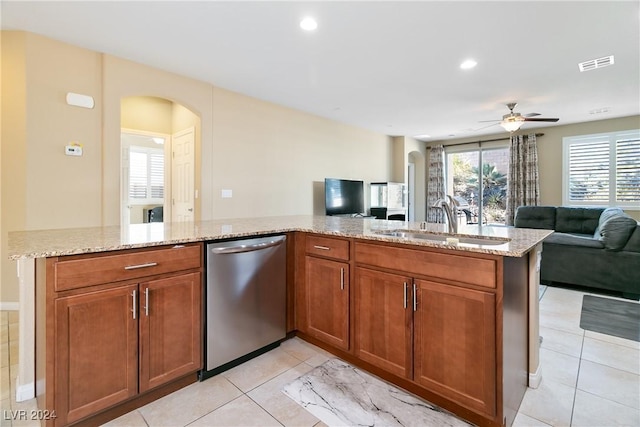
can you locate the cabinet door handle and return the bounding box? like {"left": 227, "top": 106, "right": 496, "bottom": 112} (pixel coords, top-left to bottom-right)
{"left": 340, "top": 268, "right": 345, "bottom": 290}
{"left": 144, "top": 288, "right": 150, "bottom": 316}
{"left": 124, "top": 262, "right": 158, "bottom": 270}
{"left": 313, "top": 245, "right": 331, "bottom": 251}
{"left": 403, "top": 282, "right": 408, "bottom": 309}
{"left": 413, "top": 283, "right": 418, "bottom": 312}
{"left": 131, "top": 290, "right": 137, "bottom": 320}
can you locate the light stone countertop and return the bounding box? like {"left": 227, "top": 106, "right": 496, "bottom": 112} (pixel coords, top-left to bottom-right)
{"left": 8, "top": 215, "right": 553, "bottom": 260}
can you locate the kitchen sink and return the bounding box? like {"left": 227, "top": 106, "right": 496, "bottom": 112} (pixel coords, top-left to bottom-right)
{"left": 374, "top": 230, "right": 510, "bottom": 246}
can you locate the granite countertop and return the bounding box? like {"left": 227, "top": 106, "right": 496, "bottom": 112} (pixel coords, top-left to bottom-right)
{"left": 8, "top": 215, "right": 552, "bottom": 260}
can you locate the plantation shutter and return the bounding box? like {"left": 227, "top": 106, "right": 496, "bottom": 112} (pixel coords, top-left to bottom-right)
{"left": 616, "top": 136, "right": 640, "bottom": 203}
{"left": 567, "top": 138, "right": 610, "bottom": 203}
{"left": 129, "top": 151, "right": 148, "bottom": 199}
{"left": 564, "top": 130, "right": 640, "bottom": 206}
{"left": 128, "top": 147, "right": 164, "bottom": 201}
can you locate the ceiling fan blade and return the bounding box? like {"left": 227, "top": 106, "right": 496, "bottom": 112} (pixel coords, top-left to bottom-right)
{"left": 523, "top": 117, "right": 559, "bottom": 122}
{"left": 473, "top": 122, "right": 500, "bottom": 131}
{"left": 524, "top": 112, "right": 541, "bottom": 117}
{"left": 478, "top": 119, "right": 501, "bottom": 123}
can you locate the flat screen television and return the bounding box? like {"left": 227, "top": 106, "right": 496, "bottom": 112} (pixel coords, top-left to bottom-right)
{"left": 324, "top": 178, "right": 365, "bottom": 216}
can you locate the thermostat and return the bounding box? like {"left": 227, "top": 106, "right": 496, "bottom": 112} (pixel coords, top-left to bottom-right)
{"left": 65, "top": 144, "right": 83, "bottom": 156}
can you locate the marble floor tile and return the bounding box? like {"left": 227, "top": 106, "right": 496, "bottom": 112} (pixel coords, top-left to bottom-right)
{"left": 540, "top": 348, "right": 580, "bottom": 388}
{"left": 584, "top": 329, "right": 640, "bottom": 350}
{"left": 189, "top": 395, "right": 281, "bottom": 427}
{"left": 539, "top": 326, "right": 584, "bottom": 358}
{"left": 138, "top": 375, "right": 242, "bottom": 426}
{"left": 571, "top": 390, "right": 640, "bottom": 427}
{"left": 512, "top": 412, "right": 552, "bottom": 427}
{"left": 101, "top": 410, "right": 148, "bottom": 427}
{"left": 283, "top": 359, "right": 470, "bottom": 427}
{"left": 518, "top": 377, "right": 575, "bottom": 426}
{"left": 247, "top": 362, "right": 319, "bottom": 427}
{"left": 280, "top": 337, "right": 333, "bottom": 367}
{"left": 577, "top": 360, "right": 640, "bottom": 409}
{"left": 223, "top": 347, "right": 303, "bottom": 393}
{"left": 540, "top": 287, "right": 587, "bottom": 315}
{"left": 581, "top": 337, "right": 640, "bottom": 375}
{"left": 539, "top": 309, "right": 585, "bottom": 336}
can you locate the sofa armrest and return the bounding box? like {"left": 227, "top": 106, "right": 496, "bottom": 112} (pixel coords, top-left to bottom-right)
{"left": 545, "top": 232, "right": 605, "bottom": 249}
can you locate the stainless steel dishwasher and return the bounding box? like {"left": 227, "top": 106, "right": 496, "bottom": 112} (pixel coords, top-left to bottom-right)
{"left": 200, "top": 234, "right": 287, "bottom": 379}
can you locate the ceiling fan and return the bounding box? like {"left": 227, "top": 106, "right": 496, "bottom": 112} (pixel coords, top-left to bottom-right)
{"left": 480, "top": 102, "right": 559, "bottom": 132}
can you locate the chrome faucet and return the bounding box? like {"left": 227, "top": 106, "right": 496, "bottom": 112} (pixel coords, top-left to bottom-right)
{"left": 432, "top": 196, "right": 458, "bottom": 234}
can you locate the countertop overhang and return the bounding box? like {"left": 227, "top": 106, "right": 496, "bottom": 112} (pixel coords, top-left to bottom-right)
{"left": 8, "top": 215, "right": 553, "bottom": 260}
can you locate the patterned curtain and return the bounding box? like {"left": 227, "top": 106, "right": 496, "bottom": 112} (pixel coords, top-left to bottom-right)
{"left": 506, "top": 133, "right": 540, "bottom": 225}
{"left": 426, "top": 145, "right": 445, "bottom": 223}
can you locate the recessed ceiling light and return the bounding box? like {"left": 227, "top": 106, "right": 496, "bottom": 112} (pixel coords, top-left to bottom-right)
{"left": 460, "top": 59, "right": 477, "bottom": 70}
{"left": 300, "top": 17, "right": 318, "bottom": 31}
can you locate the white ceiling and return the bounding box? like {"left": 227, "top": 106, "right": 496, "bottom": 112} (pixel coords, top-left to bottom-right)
{"left": 2, "top": 1, "right": 639, "bottom": 141}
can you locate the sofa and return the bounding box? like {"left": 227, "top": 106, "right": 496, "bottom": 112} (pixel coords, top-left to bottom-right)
{"left": 514, "top": 206, "right": 640, "bottom": 300}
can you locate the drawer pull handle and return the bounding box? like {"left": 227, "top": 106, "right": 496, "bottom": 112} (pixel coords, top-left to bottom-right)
{"left": 313, "top": 245, "right": 331, "bottom": 251}
{"left": 124, "top": 262, "right": 158, "bottom": 270}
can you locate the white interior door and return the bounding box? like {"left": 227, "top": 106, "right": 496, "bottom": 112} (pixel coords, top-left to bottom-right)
{"left": 172, "top": 127, "right": 196, "bottom": 222}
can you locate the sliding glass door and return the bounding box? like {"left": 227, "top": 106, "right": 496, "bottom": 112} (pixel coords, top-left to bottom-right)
{"left": 445, "top": 146, "right": 509, "bottom": 225}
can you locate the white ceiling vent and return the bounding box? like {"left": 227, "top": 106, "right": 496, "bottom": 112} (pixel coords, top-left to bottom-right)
{"left": 578, "top": 55, "right": 615, "bottom": 72}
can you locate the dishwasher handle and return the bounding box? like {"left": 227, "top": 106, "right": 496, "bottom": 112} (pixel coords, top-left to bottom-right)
{"left": 210, "top": 239, "right": 284, "bottom": 255}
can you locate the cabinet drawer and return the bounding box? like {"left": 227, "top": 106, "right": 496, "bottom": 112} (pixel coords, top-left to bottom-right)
{"left": 355, "top": 242, "right": 497, "bottom": 288}
{"left": 306, "top": 235, "right": 350, "bottom": 260}
{"left": 54, "top": 244, "right": 202, "bottom": 291}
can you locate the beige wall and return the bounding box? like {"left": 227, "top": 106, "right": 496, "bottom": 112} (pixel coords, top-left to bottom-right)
{"left": 1, "top": 31, "right": 396, "bottom": 304}
{"left": 429, "top": 115, "right": 640, "bottom": 221}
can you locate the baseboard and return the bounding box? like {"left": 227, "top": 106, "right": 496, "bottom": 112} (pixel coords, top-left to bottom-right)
{"left": 0, "top": 302, "right": 19, "bottom": 311}
{"left": 16, "top": 380, "right": 35, "bottom": 402}
{"left": 528, "top": 364, "right": 542, "bottom": 389}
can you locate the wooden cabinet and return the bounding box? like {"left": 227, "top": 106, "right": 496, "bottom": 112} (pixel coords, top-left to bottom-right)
{"left": 139, "top": 272, "right": 202, "bottom": 392}
{"left": 354, "top": 267, "right": 412, "bottom": 378}
{"left": 351, "top": 240, "right": 502, "bottom": 424}
{"left": 413, "top": 279, "right": 496, "bottom": 416}
{"left": 40, "top": 243, "right": 203, "bottom": 426}
{"left": 303, "top": 235, "right": 350, "bottom": 351}
{"left": 54, "top": 285, "right": 138, "bottom": 425}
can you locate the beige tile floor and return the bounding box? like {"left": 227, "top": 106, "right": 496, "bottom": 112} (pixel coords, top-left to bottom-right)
{"left": 2, "top": 285, "right": 639, "bottom": 426}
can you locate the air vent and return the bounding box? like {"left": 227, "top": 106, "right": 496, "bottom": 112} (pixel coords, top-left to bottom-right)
{"left": 578, "top": 55, "right": 615, "bottom": 72}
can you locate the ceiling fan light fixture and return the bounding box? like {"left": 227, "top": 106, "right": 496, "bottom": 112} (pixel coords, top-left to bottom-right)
{"left": 500, "top": 120, "right": 524, "bottom": 132}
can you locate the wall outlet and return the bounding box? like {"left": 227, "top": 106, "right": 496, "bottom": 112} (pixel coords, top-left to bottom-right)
{"left": 221, "top": 189, "right": 233, "bottom": 198}
{"left": 65, "top": 145, "right": 83, "bottom": 156}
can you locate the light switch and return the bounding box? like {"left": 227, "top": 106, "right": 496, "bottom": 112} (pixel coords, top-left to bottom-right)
{"left": 221, "top": 189, "right": 233, "bottom": 198}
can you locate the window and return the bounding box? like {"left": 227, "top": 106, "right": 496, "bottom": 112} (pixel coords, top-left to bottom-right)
{"left": 445, "top": 145, "right": 510, "bottom": 225}
{"left": 129, "top": 146, "right": 164, "bottom": 203}
{"left": 563, "top": 130, "right": 640, "bottom": 207}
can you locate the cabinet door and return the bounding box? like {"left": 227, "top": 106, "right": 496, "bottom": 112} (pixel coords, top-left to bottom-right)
{"left": 305, "top": 256, "right": 349, "bottom": 350}
{"left": 55, "top": 284, "right": 138, "bottom": 426}
{"left": 413, "top": 279, "right": 496, "bottom": 416}
{"left": 139, "top": 272, "right": 202, "bottom": 392}
{"left": 354, "top": 267, "right": 412, "bottom": 378}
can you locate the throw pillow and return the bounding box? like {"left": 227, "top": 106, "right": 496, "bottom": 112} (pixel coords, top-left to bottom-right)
{"left": 596, "top": 210, "right": 638, "bottom": 251}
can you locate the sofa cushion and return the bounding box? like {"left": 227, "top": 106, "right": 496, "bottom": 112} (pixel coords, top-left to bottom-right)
{"left": 623, "top": 227, "right": 640, "bottom": 253}
{"left": 544, "top": 232, "right": 605, "bottom": 249}
{"left": 514, "top": 206, "right": 556, "bottom": 229}
{"left": 594, "top": 208, "right": 638, "bottom": 251}
{"left": 556, "top": 207, "right": 604, "bottom": 234}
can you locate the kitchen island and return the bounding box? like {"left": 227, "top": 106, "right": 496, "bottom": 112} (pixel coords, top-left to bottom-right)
{"left": 8, "top": 215, "right": 552, "bottom": 427}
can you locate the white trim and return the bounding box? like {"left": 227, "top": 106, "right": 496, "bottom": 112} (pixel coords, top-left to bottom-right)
{"left": 528, "top": 364, "right": 543, "bottom": 389}
{"left": 15, "top": 380, "right": 35, "bottom": 402}
{"left": 0, "top": 302, "right": 19, "bottom": 311}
